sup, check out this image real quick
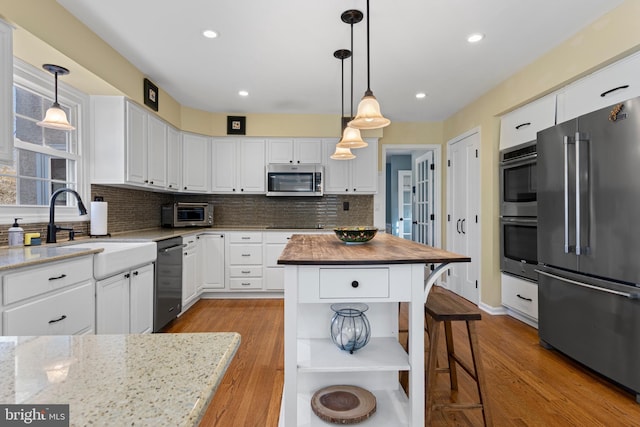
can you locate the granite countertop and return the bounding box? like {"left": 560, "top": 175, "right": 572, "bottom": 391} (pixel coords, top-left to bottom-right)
{"left": 0, "top": 332, "right": 241, "bottom": 426}
{"left": 278, "top": 233, "right": 471, "bottom": 265}
{"left": 0, "top": 246, "right": 102, "bottom": 272}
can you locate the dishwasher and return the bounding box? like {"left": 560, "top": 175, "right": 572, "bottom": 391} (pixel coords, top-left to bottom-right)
{"left": 154, "top": 237, "right": 184, "bottom": 332}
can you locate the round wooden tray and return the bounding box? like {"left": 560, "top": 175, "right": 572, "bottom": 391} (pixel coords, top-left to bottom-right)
{"left": 311, "top": 385, "right": 377, "bottom": 424}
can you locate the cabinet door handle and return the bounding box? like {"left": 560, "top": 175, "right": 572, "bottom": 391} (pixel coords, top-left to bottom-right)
{"left": 515, "top": 122, "right": 531, "bottom": 130}
{"left": 48, "top": 274, "right": 67, "bottom": 281}
{"left": 125, "top": 273, "right": 131, "bottom": 278}
{"left": 48, "top": 315, "right": 67, "bottom": 324}
{"left": 241, "top": 270, "right": 251, "bottom": 274}
{"left": 516, "top": 294, "right": 532, "bottom": 302}
{"left": 351, "top": 280, "right": 359, "bottom": 288}
{"left": 600, "top": 85, "right": 629, "bottom": 97}
{"left": 461, "top": 218, "right": 466, "bottom": 234}
{"left": 241, "top": 253, "right": 251, "bottom": 257}
{"left": 133, "top": 271, "right": 139, "bottom": 276}
{"left": 241, "top": 236, "right": 251, "bottom": 240}
{"left": 241, "top": 282, "right": 251, "bottom": 286}
{"left": 456, "top": 219, "right": 461, "bottom": 234}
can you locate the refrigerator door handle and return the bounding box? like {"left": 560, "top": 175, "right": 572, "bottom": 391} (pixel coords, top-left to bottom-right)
{"left": 563, "top": 136, "right": 572, "bottom": 254}
{"left": 575, "top": 132, "right": 582, "bottom": 256}
{"left": 536, "top": 269, "right": 640, "bottom": 299}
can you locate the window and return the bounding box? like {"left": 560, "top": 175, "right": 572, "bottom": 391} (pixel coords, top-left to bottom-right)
{"left": 0, "top": 59, "right": 88, "bottom": 223}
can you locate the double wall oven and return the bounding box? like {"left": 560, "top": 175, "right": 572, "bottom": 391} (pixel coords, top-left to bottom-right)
{"left": 499, "top": 140, "right": 538, "bottom": 281}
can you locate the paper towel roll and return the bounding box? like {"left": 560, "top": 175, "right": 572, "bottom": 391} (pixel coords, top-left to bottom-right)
{"left": 90, "top": 201, "right": 108, "bottom": 236}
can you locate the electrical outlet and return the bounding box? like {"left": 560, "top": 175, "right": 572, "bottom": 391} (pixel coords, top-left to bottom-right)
{"left": 343, "top": 201, "right": 350, "bottom": 211}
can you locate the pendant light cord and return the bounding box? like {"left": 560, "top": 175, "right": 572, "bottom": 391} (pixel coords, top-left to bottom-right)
{"left": 365, "top": 0, "right": 371, "bottom": 94}
{"left": 341, "top": 56, "right": 345, "bottom": 133}
{"left": 350, "top": 18, "right": 355, "bottom": 119}
{"left": 54, "top": 72, "right": 59, "bottom": 106}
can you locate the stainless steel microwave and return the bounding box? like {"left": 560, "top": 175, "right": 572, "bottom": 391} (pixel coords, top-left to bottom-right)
{"left": 266, "top": 164, "right": 323, "bottom": 196}
{"left": 161, "top": 202, "right": 213, "bottom": 227}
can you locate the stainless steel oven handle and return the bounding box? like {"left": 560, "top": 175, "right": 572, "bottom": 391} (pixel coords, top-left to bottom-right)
{"left": 160, "top": 244, "right": 186, "bottom": 254}
{"left": 563, "top": 136, "right": 570, "bottom": 254}
{"left": 500, "top": 217, "right": 537, "bottom": 224}
{"left": 499, "top": 153, "right": 537, "bottom": 167}
{"left": 575, "top": 132, "right": 581, "bottom": 256}
{"left": 536, "top": 270, "right": 640, "bottom": 299}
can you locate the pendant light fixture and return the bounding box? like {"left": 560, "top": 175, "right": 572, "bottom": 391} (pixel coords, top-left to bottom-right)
{"left": 337, "top": 9, "right": 367, "bottom": 150}
{"left": 37, "top": 64, "right": 75, "bottom": 131}
{"left": 348, "top": 0, "right": 390, "bottom": 130}
{"left": 330, "top": 49, "right": 356, "bottom": 160}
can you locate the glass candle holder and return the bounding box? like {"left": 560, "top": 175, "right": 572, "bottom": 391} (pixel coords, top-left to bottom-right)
{"left": 330, "top": 303, "right": 371, "bottom": 354}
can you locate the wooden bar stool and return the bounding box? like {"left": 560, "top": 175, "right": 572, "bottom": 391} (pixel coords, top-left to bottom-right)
{"left": 424, "top": 286, "right": 492, "bottom": 426}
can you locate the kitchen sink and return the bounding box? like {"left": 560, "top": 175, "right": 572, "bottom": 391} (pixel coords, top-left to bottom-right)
{"left": 65, "top": 241, "right": 157, "bottom": 280}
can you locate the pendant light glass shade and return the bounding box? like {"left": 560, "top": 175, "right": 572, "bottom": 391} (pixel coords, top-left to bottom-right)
{"left": 37, "top": 64, "right": 75, "bottom": 131}
{"left": 337, "top": 126, "right": 367, "bottom": 149}
{"left": 349, "top": 0, "right": 390, "bottom": 130}
{"left": 330, "top": 144, "right": 356, "bottom": 160}
{"left": 348, "top": 91, "right": 390, "bottom": 130}
{"left": 37, "top": 102, "right": 75, "bottom": 130}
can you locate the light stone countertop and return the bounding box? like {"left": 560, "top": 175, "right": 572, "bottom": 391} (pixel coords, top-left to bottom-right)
{"left": 0, "top": 332, "right": 241, "bottom": 426}
{"left": 0, "top": 246, "right": 101, "bottom": 272}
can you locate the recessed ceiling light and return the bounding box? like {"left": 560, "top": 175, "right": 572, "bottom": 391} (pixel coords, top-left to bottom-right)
{"left": 415, "top": 92, "right": 427, "bottom": 99}
{"left": 202, "top": 30, "right": 218, "bottom": 39}
{"left": 238, "top": 90, "right": 249, "bottom": 97}
{"left": 467, "top": 33, "right": 484, "bottom": 43}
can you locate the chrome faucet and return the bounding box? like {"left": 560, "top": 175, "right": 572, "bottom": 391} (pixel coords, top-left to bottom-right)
{"left": 46, "top": 188, "right": 88, "bottom": 243}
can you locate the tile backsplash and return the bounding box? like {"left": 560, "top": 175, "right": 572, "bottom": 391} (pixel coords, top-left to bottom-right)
{"left": 93, "top": 185, "right": 373, "bottom": 233}
{"left": 0, "top": 186, "right": 373, "bottom": 246}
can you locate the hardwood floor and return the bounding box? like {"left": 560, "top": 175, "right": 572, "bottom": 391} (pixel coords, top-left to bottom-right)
{"left": 165, "top": 299, "right": 640, "bottom": 426}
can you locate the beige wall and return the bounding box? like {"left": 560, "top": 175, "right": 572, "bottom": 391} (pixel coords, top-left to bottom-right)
{"left": 3, "top": 0, "right": 640, "bottom": 307}
{"left": 443, "top": 0, "right": 640, "bottom": 307}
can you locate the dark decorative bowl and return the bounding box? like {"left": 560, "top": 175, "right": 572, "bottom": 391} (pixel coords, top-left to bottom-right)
{"left": 333, "top": 227, "right": 378, "bottom": 244}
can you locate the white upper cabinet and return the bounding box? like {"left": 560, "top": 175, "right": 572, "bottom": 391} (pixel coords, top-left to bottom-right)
{"left": 166, "top": 126, "right": 182, "bottom": 191}
{"left": 211, "top": 138, "right": 265, "bottom": 194}
{"left": 92, "top": 96, "right": 173, "bottom": 189}
{"left": 182, "top": 132, "right": 210, "bottom": 193}
{"left": 0, "top": 19, "right": 13, "bottom": 166}
{"left": 322, "top": 138, "right": 378, "bottom": 194}
{"left": 499, "top": 94, "right": 556, "bottom": 149}
{"left": 267, "top": 138, "right": 322, "bottom": 164}
{"left": 146, "top": 114, "right": 167, "bottom": 189}
{"left": 557, "top": 52, "right": 640, "bottom": 123}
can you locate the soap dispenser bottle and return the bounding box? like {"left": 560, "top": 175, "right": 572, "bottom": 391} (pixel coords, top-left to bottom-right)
{"left": 8, "top": 218, "right": 24, "bottom": 247}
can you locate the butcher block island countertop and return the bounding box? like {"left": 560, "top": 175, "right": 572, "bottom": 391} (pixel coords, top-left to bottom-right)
{"left": 0, "top": 333, "right": 240, "bottom": 427}
{"left": 278, "top": 232, "right": 470, "bottom": 265}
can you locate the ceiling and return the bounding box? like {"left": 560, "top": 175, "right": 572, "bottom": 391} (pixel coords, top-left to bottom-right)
{"left": 57, "top": 0, "right": 622, "bottom": 123}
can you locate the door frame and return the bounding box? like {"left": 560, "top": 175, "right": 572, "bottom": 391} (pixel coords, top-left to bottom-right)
{"left": 378, "top": 144, "right": 441, "bottom": 249}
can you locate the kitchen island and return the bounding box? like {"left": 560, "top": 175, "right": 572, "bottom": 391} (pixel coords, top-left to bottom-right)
{"left": 0, "top": 332, "right": 240, "bottom": 426}
{"left": 277, "top": 233, "right": 469, "bottom": 426}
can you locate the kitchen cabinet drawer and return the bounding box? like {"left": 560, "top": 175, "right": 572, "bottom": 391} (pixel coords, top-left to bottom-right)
{"left": 229, "top": 277, "right": 263, "bottom": 290}
{"left": 3, "top": 282, "right": 95, "bottom": 336}
{"left": 229, "top": 266, "right": 263, "bottom": 277}
{"left": 3, "top": 256, "right": 93, "bottom": 305}
{"left": 229, "top": 245, "right": 263, "bottom": 265}
{"left": 319, "top": 268, "right": 389, "bottom": 299}
{"left": 229, "top": 232, "right": 263, "bottom": 244}
{"left": 501, "top": 273, "right": 538, "bottom": 320}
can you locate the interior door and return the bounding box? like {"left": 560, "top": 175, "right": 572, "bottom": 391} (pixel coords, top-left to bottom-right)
{"left": 414, "top": 152, "right": 434, "bottom": 246}
{"left": 447, "top": 131, "right": 480, "bottom": 304}
{"left": 397, "top": 170, "right": 412, "bottom": 239}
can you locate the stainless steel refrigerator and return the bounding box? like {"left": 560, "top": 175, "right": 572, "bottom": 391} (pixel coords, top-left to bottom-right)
{"left": 537, "top": 96, "right": 640, "bottom": 401}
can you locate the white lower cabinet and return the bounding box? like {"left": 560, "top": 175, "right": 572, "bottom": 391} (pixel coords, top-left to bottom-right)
{"left": 264, "top": 232, "right": 292, "bottom": 291}
{"left": 199, "top": 233, "right": 225, "bottom": 291}
{"left": 182, "top": 234, "right": 200, "bottom": 310}
{"left": 1, "top": 256, "right": 95, "bottom": 336}
{"left": 501, "top": 273, "right": 538, "bottom": 325}
{"left": 227, "top": 232, "right": 263, "bottom": 291}
{"left": 96, "top": 263, "right": 154, "bottom": 334}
